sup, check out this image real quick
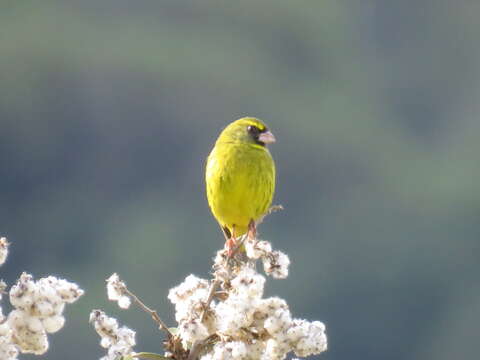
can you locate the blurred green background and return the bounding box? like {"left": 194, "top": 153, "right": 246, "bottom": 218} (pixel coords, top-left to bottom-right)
{"left": 1, "top": 1, "right": 479, "bottom": 359}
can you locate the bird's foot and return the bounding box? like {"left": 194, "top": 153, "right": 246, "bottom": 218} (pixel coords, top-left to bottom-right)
{"left": 225, "top": 237, "right": 237, "bottom": 257}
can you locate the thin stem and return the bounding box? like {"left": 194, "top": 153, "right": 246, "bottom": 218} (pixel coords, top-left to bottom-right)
{"left": 189, "top": 270, "right": 224, "bottom": 360}
{"left": 200, "top": 278, "right": 221, "bottom": 322}
{"left": 123, "top": 287, "right": 173, "bottom": 338}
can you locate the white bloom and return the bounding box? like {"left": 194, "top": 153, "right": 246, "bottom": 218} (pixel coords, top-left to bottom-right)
{"left": 6, "top": 273, "right": 83, "bottom": 355}
{"left": 212, "top": 341, "right": 248, "bottom": 360}
{"left": 231, "top": 267, "right": 265, "bottom": 299}
{"left": 117, "top": 326, "right": 136, "bottom": 348}
{"left": 36, "top": 279, "right": 61, "bottom": 305}
{"left": 0, "top": 322, "right": 10, "bottom": 337}
{"left": 245, "top": 239, "right": 272, "bottom": 260}
{"left": 26, "top": 316, "right": 44, "bottom": 332}
{"left": 168, "top": 275, "right": 210, "bottom": 323}
{"left": 10, "top": 274, "right": 83, "bottom": 318}
{"left": 179, "top": 318, "right": 210, "bottom": 344}
{"left": 9, "top": 325, "right": 48, "bottom": 355}
{"left": 90, "top": 310, "right": 136, "bottom": 359}
{"left": 168, "top": 274, "right": 209, "bottom": 304}
{"left": 262, "top": 251, "right": 290, "bottom": 279}
{"left": 42, "top": 315, "right": 65, "bottom": 333}
{"left": 262, "top": 338, "right": 289, "bottom": 360}
{"left": 0, "top": 238, "right": 83, "bottom": 358}
{"left": 106, "top": 273, "right": 131, "bottom": 309}
{"left": 213, "top": 249, "right": 227, "bottom": 266}
{"left": 256, "top": 297, "right": 288, "bottom": 317}
{"left": 200, "top": 353, "right": 214, "bottom": 360}
{"left": 245, "top": 340, "right": 265, "bottom": 360}
{"left": 90, "top": 310, "right": 119, "bottom": 341}
{"left": 215, "top": 295, "right": 255, "bottom": 336}
{"left": 173, "top": 287, "right": 210, "bottom": 323}
{"left": 50, "top": 277, "right": 84, "bottom": 303}
{"left": 9, "top": 273, "right": 36, "bottom": 310}
{"left": 0, "top": 330, "right": 18, "bottom": 360}
{"left": 6, "top": 310, "right": 25, "bottom": 329}
{"left": 33, "top": 300, "right": 55, "bottom": 317}
{"left": 264, "top": 308, "right": 292, "bottom": 336}
{"left": 0, "top": 238, "right": 9, "bottom": 266}
{"left": 290, "top": 320, "right": 327, "bottom": 357}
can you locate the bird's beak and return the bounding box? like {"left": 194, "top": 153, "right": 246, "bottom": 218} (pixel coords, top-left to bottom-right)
{"left": 258, "top": 131, "right": 276, "bottom": 144}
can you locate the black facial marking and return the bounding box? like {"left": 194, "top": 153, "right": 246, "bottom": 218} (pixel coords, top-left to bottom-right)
{"left": 247, "top": 125, "right": 260, "bottom": 135}
{"left": 247, "top": 125, "right": 267, "bottom": 146}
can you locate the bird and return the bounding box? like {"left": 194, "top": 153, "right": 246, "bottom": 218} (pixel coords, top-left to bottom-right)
{"left": 205, "top": 117, "right": 276, "bottom": 255}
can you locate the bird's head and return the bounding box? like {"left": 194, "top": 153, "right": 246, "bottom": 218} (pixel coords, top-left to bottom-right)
{"left": 217, "top": 117, "right": 276, "bottom": 148}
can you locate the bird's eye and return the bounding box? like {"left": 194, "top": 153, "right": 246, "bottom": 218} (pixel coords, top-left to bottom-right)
{"left": 247, "top": 125, "right": 260, "bottom": 134}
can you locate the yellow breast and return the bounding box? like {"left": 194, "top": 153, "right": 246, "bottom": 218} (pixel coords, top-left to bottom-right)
{"left": 206, "top": 143, "right": 275, "bottom": 236}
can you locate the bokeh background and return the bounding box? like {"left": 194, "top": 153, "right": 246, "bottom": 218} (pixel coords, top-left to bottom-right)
{"left": 1, "top": 1, "right": 480, "bottom": 359}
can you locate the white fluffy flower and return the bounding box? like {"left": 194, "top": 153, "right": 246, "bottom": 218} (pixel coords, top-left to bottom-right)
{"left": 244, "top": 340, "right": 266, "bottom": 360}
{"left": 244, "top": 239, "right": 290, "bottom": 279}
{"left": 211, "top": 341, "right": 248, "bottom": 360}
{"left": 106, "top": 273, "right": 131, "bottom": 309}
{"left": 0, "top": 238, "right": 9, "bottom": 266}
{"left": 0, "top": 321, "right": 17, "bottom": 360}
{"left": 168, "top": 275, "right": 210, "bottom": 323}
{"left": 7, "top": 311, "right": 48, "bottom": 355}
{"left": 256, "top": 297, "right": 288, "bottom": 318}
{"left": 0, "top": 330, "right": 18, "bottom": 360}
{"left": 290, "top": 320, "right": 327, "bottom": 357}
{"left": 9, "top": 273, "right": 36, "bottom": 310}
{"left": 44, "top": 277, "right": 83, "bottom": 303}
{"left": 179, "top": 319, "right": 210, "bottom": 344}
{"left": 4, "top": 273, "right": 84, "bottom": 355}
{"left": 90, "top": 310, "right": 136, "bottom": 359}
{"left": 264, "top": 309, "right": 292, "bottom": 336}
{"left": 9, "top": 274, "right": 83, "bottom": 317}
{"left": 42, "top": 315, "right": 66, "bottom": 333}
{"left": 245, "top": 239, "right": 272, "bottom": 260}
{"left": 215, "top": 295, "right": 256, "bottom": 336}
{"left": 231, "top": 267, "right": 265, "bottom": 299}
{"left": 168, "top": 274, "right": 209, "bottom": 304}
{"left": 13, "top": 278, "right": 77, "bottom": 352}
{"left": 174, "top": 297, "right": 206, "bottom": 323}
{"left": 0, "top": 238, "right": 83, "bottom": 358}
{"left": 262, "top": 251, "right": 290, "bottom": 279}
{"left": 262, "top": 338, "right": 291, "bottom": 360}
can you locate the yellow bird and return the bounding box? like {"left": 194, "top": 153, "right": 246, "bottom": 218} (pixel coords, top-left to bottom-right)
{"left": 205, "top": 117, "right": 276, "bottom": 253}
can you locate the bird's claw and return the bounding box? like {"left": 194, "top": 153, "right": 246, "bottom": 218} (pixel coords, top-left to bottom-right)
{"left": 225, "top": 238, "right": 237, "bottom": 257}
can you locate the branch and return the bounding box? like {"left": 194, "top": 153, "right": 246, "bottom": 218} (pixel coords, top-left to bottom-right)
{"left": 123, "top": 286, "right": 173, "bottom": 338}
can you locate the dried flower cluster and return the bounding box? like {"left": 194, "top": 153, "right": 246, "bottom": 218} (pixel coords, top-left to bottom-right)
{"left": 0, "top": 237, "right": 84, "bottom": 359}
{"left": 90, "top": 309, "right": 136, "bottom": 360}
{"left": 167, "top": 237, "right": 327, "bottom": 360}
{"left": 92, "top": 236, "right": 327, "bottom": 360}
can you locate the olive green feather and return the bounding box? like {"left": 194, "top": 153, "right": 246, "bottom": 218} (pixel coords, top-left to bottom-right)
{"left": 206, "top": 117, "right": 276, "bottom": 237}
